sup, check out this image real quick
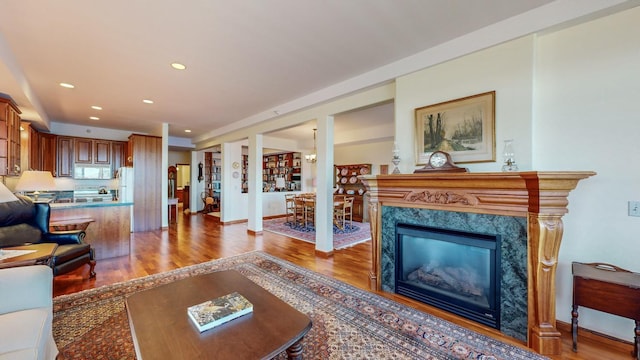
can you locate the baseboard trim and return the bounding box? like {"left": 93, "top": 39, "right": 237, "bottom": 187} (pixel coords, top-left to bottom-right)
{"left": 220, "top": 219, "right": 247, "bottom": 225}
{"left": 314, "top": 249, "right": 334, "bottom": 258}
{"left": 247, "top": 229, "right": 263, "bottom": 235}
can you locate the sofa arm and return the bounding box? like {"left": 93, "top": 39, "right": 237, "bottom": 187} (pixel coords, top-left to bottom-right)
{"left": 0, "top": 265, "right": 53, "bottom": 315}
{"left": 43, "top": 230, "right": 86, "bottom": 245}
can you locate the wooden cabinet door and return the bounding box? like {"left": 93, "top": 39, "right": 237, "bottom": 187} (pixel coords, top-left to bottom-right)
{"left": 29, "top": 126, "right": 40, "bottom": 170}
{"left": 40, "top": 133, "right": 57, "bottom": 174}
{"left": 111, "top": 141, "right": 127, "bottom": 176}
{"left": 57, "top": 137, "right": 74, "bottom": 177}
{"left": 0, "top": 104, "right": 8, "bottom": 176}
{"left": 126, "top": 139, "right": 134, "bottom": 166}
{"left": 94, "top": 140, "right": 111, "bottom": 164}
{"left": 74, "top": 138, "right": 93, "bottom": 164}
{"left": 6, "top": 103, "right": 21, "bottom": 175}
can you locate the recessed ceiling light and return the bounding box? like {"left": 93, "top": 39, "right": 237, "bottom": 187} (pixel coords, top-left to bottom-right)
{"left": 143, "top": 99, "right": 154, "bottom": 104}
{"left": 184, "top": 129, "right": 192, "bottom": 133}
{"left": 171, "top": 62, "right": 186, "bottom": 70}
{"left": 59, "top": 82, "right": 75, "bottom": 89}
{"left": 91, "top": 105, "right": 102, "bottom": 110}
{"left": 89, "top": 116, "right": 100, "bottom": 120}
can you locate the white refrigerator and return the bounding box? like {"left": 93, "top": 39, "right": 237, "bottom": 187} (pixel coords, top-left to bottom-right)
{"left": 117, "top": 167, "right": 134, "bottom": 203}
{"left": 117, "top": 167, "right": 134, "bottom": 232}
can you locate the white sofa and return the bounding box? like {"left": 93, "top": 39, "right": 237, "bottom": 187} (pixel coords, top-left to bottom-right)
{"left": 0, "top": 265, "right": 58, "bottom": 360}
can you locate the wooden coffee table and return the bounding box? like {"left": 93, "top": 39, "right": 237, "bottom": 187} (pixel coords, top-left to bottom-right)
{"left": 0, "top": 243, "right": 58, "bottom": 269}
{"left": 125, "top": 270, "right": 312, "bottom": 360}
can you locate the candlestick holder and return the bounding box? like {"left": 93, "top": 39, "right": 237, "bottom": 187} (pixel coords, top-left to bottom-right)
{"left": 501, "top": 139, "right": 519, "bottom": 172}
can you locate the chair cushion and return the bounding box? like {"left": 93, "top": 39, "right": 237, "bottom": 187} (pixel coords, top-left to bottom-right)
{"left": 53, "top": 243, "right": 91, "bottom": 264}
{"left": 0, "top": 223, "right": 42, "bottom": 248}
{"left": 0, "top": 196, "right": 35, "bottom": 226}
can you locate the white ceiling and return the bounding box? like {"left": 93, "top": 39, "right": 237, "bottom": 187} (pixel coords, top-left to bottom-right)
{"left": 0, "top": 1, "right": 631, "bottom": 146}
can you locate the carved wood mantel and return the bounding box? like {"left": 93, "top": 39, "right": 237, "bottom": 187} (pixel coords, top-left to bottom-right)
{"left": 360, "top": 171, "right": 595, "bottom": 355}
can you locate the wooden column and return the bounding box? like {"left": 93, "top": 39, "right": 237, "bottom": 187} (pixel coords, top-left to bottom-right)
{"left": 361, "top": 171, "right": 595, "bottom": 355}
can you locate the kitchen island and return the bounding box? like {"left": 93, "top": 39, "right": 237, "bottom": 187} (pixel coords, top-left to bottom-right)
{"left": 50, "top": 201, "right": 133, "bottom": 260}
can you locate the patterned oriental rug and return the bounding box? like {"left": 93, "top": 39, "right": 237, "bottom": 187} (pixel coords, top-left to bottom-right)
{"left": 262, "top": 218, "right": 372, "bottom": 249}
{"left": 52, "top": 251, "right": 548, "bottom": 360}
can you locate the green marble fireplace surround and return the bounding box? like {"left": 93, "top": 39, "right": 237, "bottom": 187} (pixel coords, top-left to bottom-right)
{"left": 380, "top": 206, "right": 528, "bottom": 341}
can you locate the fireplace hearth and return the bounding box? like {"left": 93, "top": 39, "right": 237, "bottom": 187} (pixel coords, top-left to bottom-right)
{"left": 395, "top": 223, "right": 501, "bottom": 329}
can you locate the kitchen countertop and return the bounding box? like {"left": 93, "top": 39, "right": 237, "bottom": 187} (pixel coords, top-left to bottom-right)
{"left": 50, "top": 201, "right": 133, "bottom": 209}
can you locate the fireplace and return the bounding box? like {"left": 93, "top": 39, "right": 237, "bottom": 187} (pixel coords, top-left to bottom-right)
{"left": 395, "top": 223, "right": 501, "bottom": 329}
{"left": 360, "top": 171, "right": 595, "bottom": 355}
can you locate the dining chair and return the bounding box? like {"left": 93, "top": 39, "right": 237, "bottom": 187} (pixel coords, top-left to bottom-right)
{"left": 284, "top": 194, "right": 297, "bottom": 224}
{"left": 292, "top": 196, "right": 306, "bottom": 226}
{"left": 302, "top": 196, "right": 315, "bottom": 228}
{"left": 334, "top": 196, "right": 354, "bottom": 230}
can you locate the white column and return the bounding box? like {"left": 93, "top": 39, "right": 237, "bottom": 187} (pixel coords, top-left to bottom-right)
{"left": 247, "top": 134, "right": 263, "bottom": 232}
{"left": 315, "top": 115, "right": 334, "bottom": 253}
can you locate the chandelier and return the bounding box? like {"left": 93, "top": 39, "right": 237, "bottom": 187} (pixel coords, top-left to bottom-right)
{"left": 305, "top": 128, "right": 317, "bottom": 163}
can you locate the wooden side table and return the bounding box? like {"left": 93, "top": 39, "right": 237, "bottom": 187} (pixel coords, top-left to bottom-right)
{"left": 572, "top": 262, "right": 640, "bottom": 359}
{"left": 0, "top": 243, "right": 58, "bottom": 269}
{"left": 49, "top": 217, "right": 94, "bottom": 231}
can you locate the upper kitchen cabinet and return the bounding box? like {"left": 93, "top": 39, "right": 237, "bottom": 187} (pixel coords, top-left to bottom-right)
{"left": 111, "top": 141, "right": 127, "bottom": 175}
{"left": 57, "top": 136, "right": 74, "bottom": 177}
{"left": 0, "top": 96, "right": 22, "bottom": 176}
{"left": 75, "top": 138, "right": 111, "bottom": 165}
{"left": 39, "top": 133, "right": 57, "bottom": 174}
{"left": 22, "top": 122, "right": 57, "bottom": 174}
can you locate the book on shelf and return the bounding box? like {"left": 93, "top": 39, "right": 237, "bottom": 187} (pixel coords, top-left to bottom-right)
{"left": 187, "top": 292, "right": 253, "bottom": 332}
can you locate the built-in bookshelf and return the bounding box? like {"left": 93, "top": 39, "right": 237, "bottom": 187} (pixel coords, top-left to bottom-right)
{"left": 241, "top": 154, "right": 248, "bottom": 193}
{"left": 262, "top": 152, "right": 302, "bottom": 192}
{"left": 204, "top": 151, "right": 222, "bottom": 202}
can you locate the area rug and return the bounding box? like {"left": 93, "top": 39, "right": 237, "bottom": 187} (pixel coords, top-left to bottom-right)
{"left": 262, "top": 218, "right": 371, "bottom": 249}
{"left": 52, "top": 251, "right": 547, "bottom": 359}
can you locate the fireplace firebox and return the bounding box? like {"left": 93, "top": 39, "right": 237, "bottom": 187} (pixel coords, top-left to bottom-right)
{"left": 395, "top": 223, "right": 501, "bottom": 329}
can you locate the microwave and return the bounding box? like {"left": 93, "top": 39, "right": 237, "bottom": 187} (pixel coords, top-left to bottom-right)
{"left": 74, "top": 165, "right": 112, "bottom": 179}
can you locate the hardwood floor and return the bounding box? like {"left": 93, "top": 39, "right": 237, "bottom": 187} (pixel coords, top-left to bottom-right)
{"left": 53, "top": 208, "right": 633, "bottom": 360}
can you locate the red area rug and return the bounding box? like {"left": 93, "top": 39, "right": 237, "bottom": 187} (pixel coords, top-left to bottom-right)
{"left": 52, "top": 251, "right": 547, "bottom": 359}
{"left": 262, "top": 218, "right": 371, "bottom": 249}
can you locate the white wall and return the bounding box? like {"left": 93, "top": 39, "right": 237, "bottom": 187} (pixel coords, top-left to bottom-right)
{"left": 394, "top": 7, "right": 640, "bottom": 342}
{"left": 396, "top": 35, "right": 535, "bottom": 173}
{"left": 169, "top": 150, "right": 190, "bottom": 166}
{"left": 334, "top": 140, "right": 394, "bottom": 175}
{"left": 220, "top": 140, "right": 247, "bottom": 222}
{"left": 534, "top": 7, "right": 640, "bottom": 341}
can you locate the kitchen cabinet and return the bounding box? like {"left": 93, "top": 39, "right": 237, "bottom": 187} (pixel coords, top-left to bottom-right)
{"left": 28, "top": 125, "right": 39, "bottom": 171}
{"left": 57, "top": 136, "right": 74, "bottom": 177}
{"left": 40, "top": 133, "right": 57, "bottom": 174}
{"left": 0, "top": 96, "right": 21, "bottom": 176}
{"left": 129, "top": 134, "right": 162, "bottom": 231}
{"left": 74, "top": 138, "right": 111, "bottom": 165}
{"left": 126, "top": 139, "right": 134, "bottom": 166}
{"left": 111, "top": 141, "right": 127, "bottom": 176}
{"left": 21, "top": 122, "right": 56, "bottom": 174}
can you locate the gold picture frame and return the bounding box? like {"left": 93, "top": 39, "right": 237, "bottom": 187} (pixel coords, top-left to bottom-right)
{"left": 415, "top": 91, "right": 495, "bottom": 165}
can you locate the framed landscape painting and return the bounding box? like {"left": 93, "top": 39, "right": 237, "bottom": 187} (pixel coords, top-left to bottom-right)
{"left": 415, "top": 91, "right": 495, "bottom": 165}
